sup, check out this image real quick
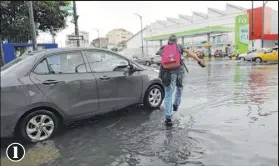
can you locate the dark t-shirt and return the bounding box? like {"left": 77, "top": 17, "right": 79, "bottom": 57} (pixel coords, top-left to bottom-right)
{"left": 156, "top": 43, "right": 186, "bottom": 74}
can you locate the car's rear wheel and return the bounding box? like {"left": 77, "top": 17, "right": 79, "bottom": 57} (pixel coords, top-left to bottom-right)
{"left": 144, "top": 84, "right": 164, "bottom": 109}
{"left": 18, "top": 110, "right": 60, "bottom": 142}
{"left": 145, "top": 61, "right": 151, "bottom": 66}
{"left": 255, "top": 57, "right": 262, "bottom": 63}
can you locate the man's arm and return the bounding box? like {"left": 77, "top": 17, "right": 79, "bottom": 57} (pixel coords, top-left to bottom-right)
{"left": 156, "top": 46, "right": 165, "bottom": 56}
{"left": 183, "top": 49, "right": 203, "bottom": 62}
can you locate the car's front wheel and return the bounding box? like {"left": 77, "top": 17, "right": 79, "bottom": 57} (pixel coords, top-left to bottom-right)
{"left": 144, "top": 84, "right": 164, "bottom": 109}
{"left": 18, "top": 110, "right": 60, "bottom": 142}
{"left": 255, "top": 57, "right": 262, "bottom": 63}
{"left": 240, "top": 57, "right": 245, "bottom": 61}
{"left": 145, "top": 61, "right": 151, "bottom": 66}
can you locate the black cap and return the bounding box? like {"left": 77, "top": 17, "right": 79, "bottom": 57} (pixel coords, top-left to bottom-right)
{"left": 168, "top": 34, "right": 177, "bottom": 44}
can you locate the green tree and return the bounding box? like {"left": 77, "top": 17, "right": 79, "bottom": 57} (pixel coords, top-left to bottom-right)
{"left": 0, "top": 1, "right": 71, "bottom": 43}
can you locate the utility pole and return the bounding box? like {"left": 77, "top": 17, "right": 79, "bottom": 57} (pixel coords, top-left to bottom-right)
{"left": 93, "top": 28, "right": 100, "bottom": 48}
{"left": 28, "top": 1, "right": 37, "bottom": 51}
{"left": 135, "top": 14, "right": 144, "bottom": 57}
{"left": 0, "top": 34, "right": 5, "bottom": 66}
{"left": 73, "top": 1, "right": 80, "bottom": 47}
{"left": 251, "top": 1, "right": 254, "bottom": 48}
{"left": 262, "top": 1, "right": 268, "bottom": 48}
{"left": 50, "top": 27, "right": 56, "bottom": 44}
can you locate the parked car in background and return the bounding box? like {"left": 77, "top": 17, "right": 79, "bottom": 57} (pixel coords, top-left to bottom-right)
{"left": 238, "top": 49, "right": 258, "bottom": 61}
{"left": 151, "top": 55, "right": 161, "bottom": 66}
{"left": 195, "top": 51, "right": 204, "bottom": 59}
{"left": 252, "top": 46, "right": 278, "bottom": 63}
{"left": 1, "top": 48, "right": 164, "bottom": 142}
{"left": 237, "top": 52, "right": 248, "bottom": 60}
{"left": 243, "top": 48, "right": 268, "bottom": 61}
{"left": 132, "top": 54, "right": 160, "bottom": 66}
{"left": 214, "top": 50, "right": 225, "bottom": 58}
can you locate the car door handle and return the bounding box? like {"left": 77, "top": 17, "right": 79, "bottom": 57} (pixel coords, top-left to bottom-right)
{"left": 99, "top": 76, "right": 111, "bottom": 80}
{"left": 42, "top": 80, "right": 59, "bottom": 85}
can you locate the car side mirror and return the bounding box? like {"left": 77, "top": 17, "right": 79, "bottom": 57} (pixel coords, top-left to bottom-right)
{"left": 113, "top": 63, "right": 133, "bottom": 72}
{"left": 126, "top": 64, "right": 135, "bottom": 72}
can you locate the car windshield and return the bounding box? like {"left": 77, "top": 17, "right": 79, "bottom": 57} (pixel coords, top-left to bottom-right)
{"left": 265, "top": 48, "right": 275, "bottom": 53}
{"left": 256, "top": 48, "right": 266, "bottom": 52}
{"left": 1, "top": 50, "right": 43, "bottom": 71}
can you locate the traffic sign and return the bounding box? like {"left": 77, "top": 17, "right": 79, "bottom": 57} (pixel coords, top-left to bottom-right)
{"left": 68, "top": 35, "right": 84, "bottom": 40}
{"left": 59, "top": 6, "right": 73, "bottom": 11}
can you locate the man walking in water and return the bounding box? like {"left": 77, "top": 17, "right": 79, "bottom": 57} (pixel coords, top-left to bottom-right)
{"left": 157, "top": 34, "right": 205, "bottom": 126}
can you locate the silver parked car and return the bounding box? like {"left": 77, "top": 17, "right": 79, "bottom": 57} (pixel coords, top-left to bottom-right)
{"left": 1, "top": 48, "right": 164, "bottom": 142}
{"left": 132, "top": 54, "right": 160, "bottom": 66}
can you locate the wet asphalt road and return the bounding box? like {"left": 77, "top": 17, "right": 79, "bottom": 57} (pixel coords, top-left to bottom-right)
{"left": 1, "top": 60, "right": 278, "bottom": 166}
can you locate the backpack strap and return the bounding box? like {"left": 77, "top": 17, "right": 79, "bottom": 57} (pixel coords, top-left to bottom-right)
{"left": 175, "top": 44, "right": 189, "bottom": 73}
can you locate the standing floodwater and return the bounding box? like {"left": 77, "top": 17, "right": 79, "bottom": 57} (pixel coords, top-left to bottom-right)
{"left": 1, "top": 60, "right": 278, "bottom": 166}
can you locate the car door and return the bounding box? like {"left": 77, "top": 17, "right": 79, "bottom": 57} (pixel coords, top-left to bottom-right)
{"left": 271, "top": 48, "right": 278, "bottom": 61}
{"left": 263, "top": 49, "right": 273, "bottom": 61}
{"left": 246, "top": 52, "right": 253, "bottom": 61}
{"left": 29, "top": 51, "right": 99, "bottom": 117}
{"left": 84, "top": 50, "right": 142, "bottom": 113}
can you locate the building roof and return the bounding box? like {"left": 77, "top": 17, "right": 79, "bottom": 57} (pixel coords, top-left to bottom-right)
{"left": 107, "top": 28, "right": 133, "bottom": 35}
{"left": 166, "top": 17, "right": 180, "bottom": 24}
{"left": 178, "top": 14, "right": 193, "bottom": 22}
{"left": 193, "top": 12, "right": 208, "bottom": 19}
{"left": 208, "top": 8, "right": 226, "bottom": 16}
{"left": 126, "top": 3, "right": 247, "bottom": 43}
{"left": 226, "top": 3, "right": 246, "bottom": 12}
{"left": 92, "top": 37, "right": 108, "bottom": 41}
{"left": 144, "top": 26, "right": 234, "bottom": 41}
{"left": 151, "top": 3, "right": 246, "bottom": 29}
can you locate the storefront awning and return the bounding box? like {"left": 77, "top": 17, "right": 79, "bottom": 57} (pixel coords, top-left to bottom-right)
{"left": 144, "top": 26, "right": 234, "bottom": 41}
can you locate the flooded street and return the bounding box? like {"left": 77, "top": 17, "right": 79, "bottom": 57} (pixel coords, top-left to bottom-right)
{"left": 1, "top": 60, "right": 278, "bottom": 166}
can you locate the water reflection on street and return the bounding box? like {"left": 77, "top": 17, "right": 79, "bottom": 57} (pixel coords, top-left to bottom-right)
{"left": 1, "top": 60, "right": 278, "bottom": 166}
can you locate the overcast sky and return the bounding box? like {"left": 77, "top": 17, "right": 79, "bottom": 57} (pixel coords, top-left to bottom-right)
{"left": 37, "top": 1, "right": 278, "bottom": 47}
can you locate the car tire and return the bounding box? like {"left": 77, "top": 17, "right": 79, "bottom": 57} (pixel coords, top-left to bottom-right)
{"left": 145, "top": 61, "right": 151, "bottom": 66}
{"left": 240, "top": 57, "right": 245, "bottom": 61}
{"left": 17, "top": 110, "right": 60, "bottom": 143}
{"left": 144, "top": 84, "right": 164, "bottom": 109}
{"left": 255, "top": 57, "right": 262, "bottom": 63}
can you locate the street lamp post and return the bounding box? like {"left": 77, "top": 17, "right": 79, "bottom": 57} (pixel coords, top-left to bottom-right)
{"left": 93, "top": 28, "right": 100, "bottom": 48}
{"left": 28, "top": 1, "right": 37, "bottom": 51}
{"left": 0, "top": 35, "right": 5, "bottom": 66}
{"left": 73, "top": 1, "right": 80, "bottom": 47}
{"left": 135, "top": 13, "right": 144, "bottom": 57}
{"left": 261, "top": 1, "right": 268, "bottom": 48}
{"left": 50, "top": 27, "right": 59, "bottom": 44}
